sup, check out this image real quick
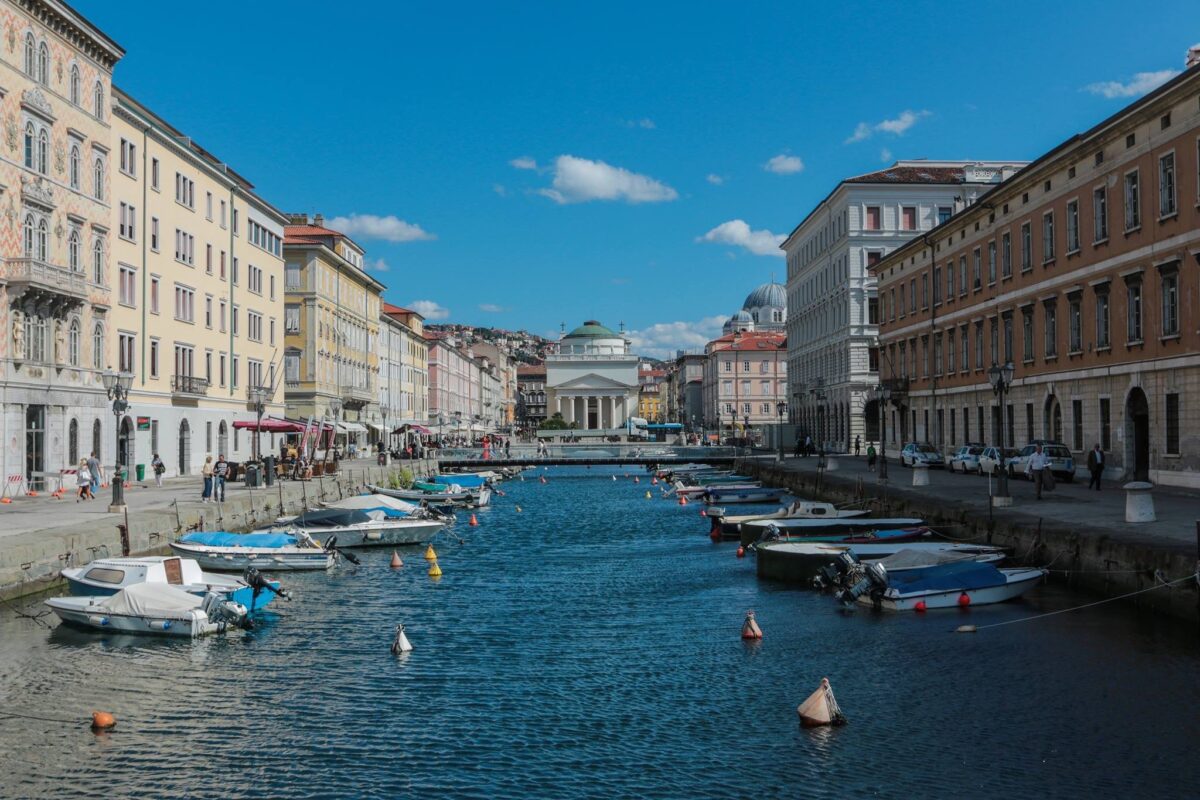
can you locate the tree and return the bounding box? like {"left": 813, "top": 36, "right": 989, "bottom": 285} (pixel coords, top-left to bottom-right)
{"left": 540, "top": 412, "right": 571, "bottom": 430}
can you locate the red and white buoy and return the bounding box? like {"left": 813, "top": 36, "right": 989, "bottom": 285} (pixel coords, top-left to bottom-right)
{"left": 736, "top": 546, "right": 745, "bottom": 558}
{"left": 741, "top": 610, "right": 763, "bottom": 640}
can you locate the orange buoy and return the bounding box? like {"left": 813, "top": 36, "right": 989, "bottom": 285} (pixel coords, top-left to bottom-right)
{"left": 797, "top": 678, "right": 846, "bottom": 727}
{"left": 709, "top": 529, "right": 721, "bottom": 543}
{"left": 741, "top": 610, "right": 763, "bottom": 639}
{"left": 26, "top": 491, "right": 37, "bottom": 497}
{"left": 90, "top": 711, "right": 116, "bottom": 731}
{"left": 651, "top": 478, "right": 658, "bottom": 485}
{"left": 914, "top": 600, "right": 927, "bottom": 612}
{"left": 469, "top": 513, "right": 479, "bottom": 527}
{"left": 736, "top": 546, "right": 745, "bottom": 558}
{"left": 957, "top": 593, "right": 971, "bottom": 607}
{"left": 390, "top": 550, "right": 403, "bottom": 568}
{"left": 678, "top": 495, "right": 687, "bottom": 505}
{"left": 0, "top": 497, "right": 11, "bottom": 504}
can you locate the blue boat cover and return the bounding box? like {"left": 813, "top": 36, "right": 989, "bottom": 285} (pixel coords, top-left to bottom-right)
{"left": 887, "top": 561, "right": 1003, "bottom": 592}
{"left": 181, "top": 531, "right": 299, "bottom": 548}
{"left": 433, "top": 474, "right": 486, "bottom": 488}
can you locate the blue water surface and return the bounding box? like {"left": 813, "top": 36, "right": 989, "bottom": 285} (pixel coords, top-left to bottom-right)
{"left": 1, "top": 466, "right": 1198, "bottom": 799}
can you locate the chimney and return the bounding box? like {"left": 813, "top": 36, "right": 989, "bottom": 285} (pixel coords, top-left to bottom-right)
{"left": 1187, "top": 44, "right": 1200, "bottom": 69}
{"left": 314, "top": 213, "right": 325, "bottom": 228}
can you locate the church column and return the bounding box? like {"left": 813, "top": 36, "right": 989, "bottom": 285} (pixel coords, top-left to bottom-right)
{"left": 605, "top": 396, "right": 613, "bottom": 429}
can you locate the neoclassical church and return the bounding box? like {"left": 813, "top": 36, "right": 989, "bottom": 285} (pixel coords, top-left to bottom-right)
{"left": 544, "top": 320, "right": 639, "bottom": 431}
{"left": 722, "top": 280, "right": 787, "bottom": 334}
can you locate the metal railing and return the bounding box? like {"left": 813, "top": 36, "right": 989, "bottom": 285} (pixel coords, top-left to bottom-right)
{"left": 434, "top": 443, "right": 739, "bottom": 461}
{"left": 172, "top": 375, "right": 211, "bottom": 396}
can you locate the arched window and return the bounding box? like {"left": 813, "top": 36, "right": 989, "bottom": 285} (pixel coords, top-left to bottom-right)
{"left": 92, "top": 419, "right": 102, "bottom": 459}
{"left": 92, "top": 239, "right": 105, "bottom": 285}
{"left": 68, "top": 319, "right": 80, "bottom": 367}
{"left": 37, "top": 129, "right": 48, "bottom": 174}
{"left": 93, "top": 158, "right": 104, "bottom": 201}
{"left": 37, "top": 219, "right": 48, "bottom": 261}
{"left": 23, "top": 33, "right": 35, "bottom": 76}
{"left": 23, "top": 214, "right": 34, "bottom": 257}
{"left": 68, "top": 230, "right": 80, "bottom": 272}
{"left": 69, "top": 144, "right": 80, "bottom": 189}
{"left": 37, "top": 42, "right": 48, "bottom": 85}
{"left": 69, "top": 64, "right": 80, "bottom": 105}
{"left": 23, "top": 123, "right": 34, "bottom": 169}
{"left": 93, "top": 81, "right": 104, "bottom": 119}
{"left": 92, "top": 323, "right": 104, "bottom": 369}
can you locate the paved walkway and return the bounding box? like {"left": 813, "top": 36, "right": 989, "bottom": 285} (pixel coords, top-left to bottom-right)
{"left": 758, "top": 452, "right": 1200, "bottom": 554}
{"left": 0, "top": 458, "right": 412, "bottom": 541}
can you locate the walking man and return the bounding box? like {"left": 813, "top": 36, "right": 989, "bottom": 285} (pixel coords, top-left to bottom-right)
{"left": 86, "top": 451, "right": 103, "bottom": 496}
{"left": 214, "top": 455, "right": 229, "bottom": 502}
{"left": 793, "top": 434, "right": 802, "bottom": 459}
{"left": 1026, "top": 444, "right": 1050, "bottom": 499}
{"left": 151, "top": 453, "right": 166, "bottom": 488}
{"left": 866, "top": 443, "right": 876, "bottom": 471}
{"left": 854, "top": 435, "right": 861, "bottom": 457}
{"left": 804, "top": 434, "right": 813, "bottom": 458}
{"left": 1087, "top": 443, "right": 1104, "bottom": 490}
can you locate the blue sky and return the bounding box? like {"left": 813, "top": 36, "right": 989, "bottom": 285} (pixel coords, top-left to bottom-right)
{"left": 77, "top": 0, "right": 1199, "bottom": 357}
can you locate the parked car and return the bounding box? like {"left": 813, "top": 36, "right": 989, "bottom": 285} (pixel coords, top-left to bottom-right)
{"left": 949, "top": 444, "right": 986, "bottom": 474}
{"left": 900, "top": 442, "right": 945, "bottom": 468}
{"left": 1008, "top": 442, "right": 1076, "bottom": 481}
{"left": 979, "top": 446, "right": 1020, "bottom": 476}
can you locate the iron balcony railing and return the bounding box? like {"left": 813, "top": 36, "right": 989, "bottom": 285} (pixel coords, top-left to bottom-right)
{"left": 172, "top": 375, "right": 211, "bottom": 396}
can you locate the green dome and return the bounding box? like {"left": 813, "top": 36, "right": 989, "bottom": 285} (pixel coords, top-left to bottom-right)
{"left": 565, "top": 320, "right": 619, "bottom": 338}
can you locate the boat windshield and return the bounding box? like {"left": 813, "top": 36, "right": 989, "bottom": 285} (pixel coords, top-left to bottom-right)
{"left": 83, "top": 567, "right": 125, "bottom": 584}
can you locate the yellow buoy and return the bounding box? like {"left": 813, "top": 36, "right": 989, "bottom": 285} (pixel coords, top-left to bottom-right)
{"left": 515, "top": 505, "right": 522, "bottom": 512}
{"left": 424, "top": 544, "right": 437, "bottom": 561}
{"left": 645, "top": 490, "right": 652, "bottom": 499}
{"left": 428, "top": 560, "right": 442, "bottom": 577}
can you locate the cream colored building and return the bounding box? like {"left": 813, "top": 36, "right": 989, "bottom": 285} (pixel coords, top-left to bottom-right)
{"left": 381, "top": 303, "right": 428, "bottom": 433}
{"left": 110, "top": 89, "right": 286, "bottom": 475}
{"left": 283, "top": 214, "right": 383, "bottom": 450}
{"left": 0, "top": 1, "right": 123, "bottom": 489}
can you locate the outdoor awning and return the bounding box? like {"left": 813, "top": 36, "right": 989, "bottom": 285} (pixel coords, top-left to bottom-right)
{"left": 393, "top": 424, "right": 432, "bottom": 434}
{"left": 232, "top": 417, "right": 307, "bottom": 433}
{"left": 368, "top": 423, "right": 388, "bottom": 433}
{"left": 337, "top": 422, "right": 368, "bottom": 433}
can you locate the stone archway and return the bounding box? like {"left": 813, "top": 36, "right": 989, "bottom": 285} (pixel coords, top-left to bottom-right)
{"left": 1124, "top": 387, "right": 1150, "bottom": 481}
{"left": 1044, "top": 394, "right": 1062, "bottom": 443}
{"left": 118, "top": 415, "right": 134, "bottom": 473}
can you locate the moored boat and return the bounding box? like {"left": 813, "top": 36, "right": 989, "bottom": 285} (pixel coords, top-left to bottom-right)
{"left": 45, "top": 583, "right": 250, "bottom": 637}
{"left": 169, "top": 531, "right": 336, "bottom": 571}
{"left": 370, "top": 483, "right": 492, "bottom": 508}
{"left": 739, "top": 516, "right": 924, "bottom": 547}
{"left": 755, "top": 540, "right": 1004, "bottom": 583}
{"left": 62, "top": 556, "right": 285, "bottom": 610}
{"left": 271, "top": 508, "right": 445, "bottom": 547}
{"left": 703, "top": 486, "right": 787, "bottom": 505}
{"left": 708, "top": 500, "right": 868, "bottom": 539}
{"left": 840, "top": 560, "right": 1047, "bottom": 610}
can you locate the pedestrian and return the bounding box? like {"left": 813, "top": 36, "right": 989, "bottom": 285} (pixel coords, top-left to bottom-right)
{"left": 151, "top": 453, "right": 165, "bottom": 487}
{"left": 214, "top": 455, "right": 229, "bottom": 502}
{"left": 866, "top": 443, "right": 876, "bottom": 471}
{"left": 86, "top": 451, "right": 103, "bottom": 496}
{"left": 76, "top": 458, "right": 92, "bottom": 501}
{"left": 804, "top": 434, "right": 813, "bottom": 458}
{"left": 201, "top": 455, "right": 214, "bottom": 502}
{"left": 1025, "top": 444, "right": 1050, "bottom": 499}
{"left": 793, "top": 434, "right": 802, "bottom": 458}
{"left": 1087, "top": 443, "right": 1105, "bottom": 491}
{"left": 505, "top": 439, "right": 511, "bottom": 458}
{"left": 854, "top": 436, "right": 861, "bottom": 457}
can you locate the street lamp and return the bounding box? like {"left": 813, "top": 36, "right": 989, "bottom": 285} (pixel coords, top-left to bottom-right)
{"left": 454, "top": 410, "right": 462, "bottom": 444}
{"left": 870, "top": 384, "right": 891, "bottom": 480}
{"left": 248, "top": 385, "right": 267, "bottom": 462}
{"left": 329, "top": 399, "right": 342, "bottom": 458}
{"left": 987, "top": 361, "right": 1016, "bottom": 506}
{"left": 101, "top": 368, "right": 133, "bottom": 512}
{"left": 776, "top": 401, "right": 787, "bottom": 462}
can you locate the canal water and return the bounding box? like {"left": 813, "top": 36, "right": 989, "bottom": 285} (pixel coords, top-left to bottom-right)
{"left": 1, "top": 467, "right": 1198, "bottom": 799}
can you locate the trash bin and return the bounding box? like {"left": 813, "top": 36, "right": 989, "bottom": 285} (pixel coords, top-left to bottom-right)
{"left": 136, "top": 464, "right": 146, "bottom": 481}
{"left": 244, "top": 462, "right": 261, "bottom": 488}
{"left": 263, "top": 456, "right": 276, "bottom": 487}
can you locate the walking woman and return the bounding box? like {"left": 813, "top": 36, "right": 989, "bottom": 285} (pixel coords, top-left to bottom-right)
{"left": 201, "top": 455, "right": 214, "bottom": 502}
{"left": 76, "top": 458, "right": 93, "bottom": 501}
{"left": 151, "top": 453, "right": 166, "bottom": 488}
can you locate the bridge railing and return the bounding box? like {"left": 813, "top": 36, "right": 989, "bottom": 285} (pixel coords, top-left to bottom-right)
{"left": 433, "top": 444, "right": 738, "bottom": 461}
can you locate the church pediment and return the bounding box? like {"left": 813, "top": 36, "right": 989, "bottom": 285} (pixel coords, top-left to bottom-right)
{"left": 553, "top": 373, "right": 635, "bottom": 390}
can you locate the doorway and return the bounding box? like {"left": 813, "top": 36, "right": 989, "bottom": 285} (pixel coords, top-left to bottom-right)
{"left": 1125, "top": 388, "right": 1150, "bottom": 481}
{"left": 25, "top": 405, "right": 45, "bottom": 490}
{"left": 119, "top": 416, "right": 134, "bottom": 473}
{"left": 1044, "top": 395, "right": 1063, "bottom": 442}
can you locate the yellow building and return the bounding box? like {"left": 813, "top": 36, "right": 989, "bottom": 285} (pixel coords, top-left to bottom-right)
{"left": 283, "top": 214, "right": 383, "bottom": 451}
{"left": 0, "top": 1, "right": 123, "bottom": 489}
{"left": 110, "top": 89, "right": 286, "bottom": 476}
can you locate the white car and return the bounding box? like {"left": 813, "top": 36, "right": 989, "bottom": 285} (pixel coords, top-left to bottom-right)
{"left": 979, "top": 447, "right": 1020, "bottom": 476}
{"left": 1008, "top": 442, "right": 1076, "bottom": 481}
{"left": 900, "top": 442, "right": 945, "bottom": 468}
{"left": 949, "top": 445, "right": 985, "bottom": 474}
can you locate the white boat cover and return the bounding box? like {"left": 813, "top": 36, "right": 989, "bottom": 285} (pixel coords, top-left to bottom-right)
{"left": 330, "top": 494, "right": 418, "bottom": 513}
{"left": 98, "top": 583, "right": 202, "bottom": 615}
{"left": 876, "top": 548, "right": 1000, "bottom": 570}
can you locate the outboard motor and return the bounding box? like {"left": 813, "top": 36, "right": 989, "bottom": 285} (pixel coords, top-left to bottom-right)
{"left": 202, "top": 591, "right": 249, "bottom": 627}
{"left": 242, "top": 567, "right": 290, "bottom": 611}
{"left": 811, "top": 551, "right": 859, "bottom": 591}
{"left": 754, "top": 523, "right": 784, "bottom": 547}
{"left": 837, "top": 562, "right": 889, "bottom": 607}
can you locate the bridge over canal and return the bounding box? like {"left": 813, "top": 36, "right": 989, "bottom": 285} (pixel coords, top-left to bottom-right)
{"left": 431, "top": 444, "right": 760, "bottom": 470}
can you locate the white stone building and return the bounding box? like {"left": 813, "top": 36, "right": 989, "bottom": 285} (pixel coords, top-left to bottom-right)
{"left": 782, "top": 160, "right": 1026, "bottom": 450}
{"left": 544, "top": 320, "right": 638, "bottom": 432}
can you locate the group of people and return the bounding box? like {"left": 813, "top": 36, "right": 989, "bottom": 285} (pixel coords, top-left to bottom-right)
{"left": 200, "top": 455, "right": 230, "bottom": 503}
{"left": 73, "top": 452, "right": 105, "bottom": 501}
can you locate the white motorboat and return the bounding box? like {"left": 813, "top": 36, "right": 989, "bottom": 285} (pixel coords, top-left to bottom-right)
{"left": 266, "top": 508, "right": 445, "bottom": 548}
{"left": 45, "top": 583, "right": 249, "bottom": 637}
{"left": 757, "top": 541, "right": 1006, "bottom": 584}
{"left": 169, "top": 530, "right": 335, "bottom": 571}
{"left": 62, "top": 556, "right": 285, "bottom": 610}
{"left": 739, "top": 516, "right": 924, "bottom": 546}
{"left": 708, "top": 500, "right": 868, "bottom": 539}
{"left": 842, "top": 560, "right": 1047, "bottom": 611}
{"left": 325, "top": 494, "right": 420, "bottom": 513}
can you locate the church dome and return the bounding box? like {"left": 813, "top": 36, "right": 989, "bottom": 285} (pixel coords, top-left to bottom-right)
{"left": 742, "top": 282, "right": 786, "bottom": 311}
{"left": 565, "top": 320, "right": 619, "bottom": 338}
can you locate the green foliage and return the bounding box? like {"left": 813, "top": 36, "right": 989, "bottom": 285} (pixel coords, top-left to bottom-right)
{"left": 540, "top": 413, "right": 570, "bottom": 431}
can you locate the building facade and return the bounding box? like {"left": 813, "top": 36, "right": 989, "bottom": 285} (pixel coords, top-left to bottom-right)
{"left": 670, "top": 352, "right": 705, "bottom": 429}
{"left": 380, "top": 303, "right": 428, "bottom": 443}
{"left": 702, "top": 330, "right": 787, "bottom": 435}
{"left": 782, "top": 161, "right": 1025, "bottom": 451}
{"left": 471, "top": 340, "right": 514, "bottom": 430}
{"left": 427, "top": 333, "right": 474, "bottom": 435}
{"left": 871, "top": 65, "right": 1200, "bottom": 486}
{"left": 0, "top": 1, "right": 123, "bottom": 488}
{"left": 637, "top": 366, "right": 665, "bottom": 421}
{"left": 516, "top": 363, "right": 546, "bottom": 428}
{"left": 110, "top": 89, "right": 286, "bottom": 475}
{"left": 544, "top": 320, "right": 638, "bottom": 431}
{"left": 282, "top": 214, "right": 383, "bottom": 448}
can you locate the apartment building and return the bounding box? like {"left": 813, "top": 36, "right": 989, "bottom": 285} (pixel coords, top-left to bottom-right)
{"left": 702, "top": 330, "right": 787, "bottom": 434}
{"left": 380, "top": 303, "right": 429, "bottom": 434}
{"left": 871, "top": 64, "right": 1200, "bottom": 486}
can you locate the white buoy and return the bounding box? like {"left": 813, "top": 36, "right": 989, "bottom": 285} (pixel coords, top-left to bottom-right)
{"left": 391, "top": 623, "right": 413, "bottom": 653}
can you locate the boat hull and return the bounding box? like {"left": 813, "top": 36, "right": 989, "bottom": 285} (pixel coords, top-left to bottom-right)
{"left": 168, "top": 542, "right": 334, "bottom": 572}
{"left": 740, "top": 517, "right": 924, "bottom": 547}
{"left": 861, "top": 568, "right": 1047, "bottom": 610}
{"left": 756, "top": 541, "right": 1003, "bottom": 584}
{"left": 65, "top": 576, "right": 279, "bottom": 610}
{"left": 704, "top": 488, "right": 787, "bottom": 505}
{"left": 44, "top": 597, "right": 221, "bottom": 637}
{"left": 290, "top": 519, "right": 444, "bottom": 547}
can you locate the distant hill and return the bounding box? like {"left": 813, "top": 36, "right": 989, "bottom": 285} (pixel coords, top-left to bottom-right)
{"left": 425, "top": 324, "right": 556, "bottom": 364}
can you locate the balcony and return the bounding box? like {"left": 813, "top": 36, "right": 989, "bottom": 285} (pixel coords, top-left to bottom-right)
{"left": 6, "top": 258, "right": 89, "bottom": 309}
{"left": 341, "top": 385, "right": 374, "bottom": 409}
{"left": 172, "top": 375, "right": 211, "bottom": 398}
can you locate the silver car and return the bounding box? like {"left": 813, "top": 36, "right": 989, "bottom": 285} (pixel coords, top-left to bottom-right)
{"left": 949, "top": 444, "right": 985, "bottom": 474}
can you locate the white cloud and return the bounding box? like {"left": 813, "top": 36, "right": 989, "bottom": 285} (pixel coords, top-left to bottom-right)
{"left": 764, "top": 154, "right": 804, "bottom": 174}
{"left": 365, "top": 257, "right": 389, "bottom": 272}
{"left": 845, "top": 110, "right": 930, "bottom": 144}
{"left": 706, "top": 173, "right": 724, "bottom": 185}
{"left": 1084, "top": 69, "right": 1179, "bottom": 99}
{"left": 492, "top": 183, "right": 508, "bottom": 197}
{"left": 697, "top": 219, "right": 785, "bottom": 257}
{"left": 478, "top": 303, "right": 507, "bottom": 313}
{"left": 537, "top": 154, "right": 678, "bottom": 204}
{"left": 409, "top": 299, "right": 450, "bottom": 320}
{"left": 509, "top": 156, "right": 539, "bottom": 170}
{"left": 627, "top": 316, "right": 729, "bottom": 360}
{"left": 880, "top": 148, "right": 893, "bottom": 163}
{"left": 326, "top": 213, "right": 435, "bottom": 243}
{"left": 625, "top": 118, "right": 656, "bottom": 129}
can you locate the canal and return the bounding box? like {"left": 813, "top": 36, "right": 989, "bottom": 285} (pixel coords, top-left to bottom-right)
{"left": 1, "top": 466, "right": 1198, "bottom": 798}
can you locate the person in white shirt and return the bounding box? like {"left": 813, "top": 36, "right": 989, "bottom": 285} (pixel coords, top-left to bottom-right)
{"left": 1026, "top": 444, "right": 1050, "bottom": 499}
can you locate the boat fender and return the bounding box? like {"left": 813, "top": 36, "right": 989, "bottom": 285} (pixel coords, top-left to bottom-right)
{"left": 91, "top": 711, "right": 116, "bottom": 732}
{"left": 741, "top": 610, "right": 763, "bottom": 640}
{"left": 957, "top": 593, "right": 971, "bottom": 607}
{"left": 914, "top": 601, "right": 927, "bottom": 612}
{"left": 955, "top": 625, "right": 977, "bottom": 634}
{"left": 366, "top": 531, "right": 383, "bottom": 541}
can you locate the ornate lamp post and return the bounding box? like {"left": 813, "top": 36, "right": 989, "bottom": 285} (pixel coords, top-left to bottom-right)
{"left": 101, "top": 369, "right": 133, "bottom": 512}
{"left": 775, "top": 401, "right": 787, "bottom": 461}
{"left": 437, "top": 412, "right": 446, "bottom": 447}
{"left": 454, "top": 410, "right": 462, "bottom": 444}
{"left": 329, "top": 399, "right": 342, "bottom": 458}
{"left": 987, "top": 361, "right": 1016, "bottom": 506}
{"left": 248, "top": 385, "right": 267, "bottom": 462}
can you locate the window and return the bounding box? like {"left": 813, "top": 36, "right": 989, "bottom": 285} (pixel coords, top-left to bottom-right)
{"left": 205, "top": 296, "right": 213, "bottom": 328}
{"left": 92, "top": 239, "right": 105, "bottom": 285}
{"left": 174, "top": 230, "right": 195, "bottom": 265}
{"left": 23, "top": 122, "right": 34, "bottom": 169}
{"left": 233, "top": 209, "right": 239, "bottom": 235}
{"left": 232, "top": 305, "right": 239, "bottom": 336}
{"left": 1093, "top": 186, "right": 1108, "bottom": 241}
{"left": 901, "top": 206, "right": 917, "bottom": 230}
{"left": 174, "top": 285, "right": 195, "bottom": 323}
{"left": 865, "top": 206, "right": 881, "bottom": 231}
{"left": 987, "top": 241, "right": 996, "bottom": 283}
{"left": 989, "top": 318, "right": 998, "bottom": 364}
{"left": 960, "top": 327, "right": 969, "bottom": 372}
{"left": 23, "top": 33, "right": 35, "bottom": 76}
{"left": 219, "top": 353, "right": 226, "bottom": 386}
{"left": 175, "top": 345, "right": 195, "bottom": 380}
{"left": 206, "top": 192, "right": 213, "bottom": 220}
{"left": 1159, "top": 153, "right": 1176, "bottom": 217}
{"left": 1072, "top": 399, "right": 1083, "bottom": 451}
{"left": 220, "top": 251, "right": 226, "bottom": 280}
{"left": 68, "top": 319, "right": 80, "bottom": 367}
{"left": 151, "top": 158, "right": 160, "bottom": 191}
{"left": 205, "top": 352, "right": 212, "bottom": 384}
{"left": 175, "top": 173, "right": 195, "bottom": 208}
{"left": 1020, "top": 222, "right": 1031, "bottom": 271}
{"left": 934, "top": 333, "right": 943, "bottom": 375}
{"left": 118, "top": 202, "right": 136, "bottom": 241}
{"left": 937, "top": 206, "right": 952, "bottom": 225}
{"left": 92, "top": 323, "right": 104, "bottom": 369}
{"left": 149, "top": 339, "right": 159, "bottom": 379}
{"left": 231, "top": 356, "right": 239, "bottom": 388}
{"left": 37, "top": 128, "right": 47, "bottom": 174}
{"left": 974, "top": 323, "right": 983, "bottom": 369}
{"left": 1001, "top": 233, "right": 1011, "bottom": 278}
{"left": 37, "top": 41, "right": 48, "bottom": 84}
{"left": 269, "top": 275, "right": 276, "bottom": 301}
{"left": 93, "top": 157, "right": 104, "bottom": 201}
{"left": 248, "top": 311, "right": 263, "bottom": 342}
{"left": 958, "top": 256, "right": 967, "bottom": 296}
{"left": 972, "top": 248, "right": 981, "bottom": 289}
{"left": 1096, "top": 290, "right": 1111, "bottom": 348}
{"left": 269, "top": 318, "right": 275, "bottom": 346}
{"left": 1022, "top": 308, "right": 1034, "bottom": 361}
{"left": 1003, "top": 314, "right": 1013, "bottom": 362}
{"left": 1069, "top": 297, "right": 1082, "bottom": 352}
{"left": 232, "top": 257, "right": 239, "bottom": 285}
{"left": 1042, "top": 211, "right": 1055, "bottom": 262}
{"left": 946, "top": 327, "right": 956, "bottom": 373}
{"left": 69, "top": 144, "right": 80, "bottom": 189}
{"left": 119, "top": 266, "right": 136, "bottom": 306}
{"left": 1161, "top": 268, "right": 1179, "bottom": 336}
{"left": 742, "top": 360, "right": 750, "bottom": 372}
{"left": 151, "top": 218, "right": 159, "bottom": 251}
{"left": 1044, "top": 303, "right": 1057, "bottom": 358}
{"left": 1124, "top": 170, "right": 1140, "bottom": 230}
{"left": 119, "top": 138, "right": 136, "bottom": 177}
{"left": 69, "top": 64, "right": 80, "bottom": 104}
{"left": 921, "top": 274, "right": 928, "bottom": 309}
{"left": 118, "top": 332, "right": 134, "bottom": 373}
{"left": 899, "top": 284, "right": 906, "bottom": 315}
{"left": 1066, "top": 200, "right": 1079, "bottom": 252}
{"left": 93, "top": 81, "right": 104, "bottom": 119}
{"left": 760, "top": 379, "right": 770, "bottom": 394}
{"left": 206, "top": 244, "right": 212, "bottom": 274}
{"left": 249, "top": 265, "right": 263, "bottom": 294}
{"left": 150, "top": 276, "right": 160, "bottom": 314}
{"left": 1126, "top": 280, "right": 1142, "bottom": 342}
{"left": 946, "top": 262, "right": 955, "bottom": 298}
{"left": 21, "top": 312, "right": 46, "bottom": 361}
{"left": 220, "top": 200, "right": 227, "bottom": 228}
{"left": 285, "top": 305, "right": 300, "bottom": 333}
{"left": 933, "top": 267, "right": 942, "bottom": 304}
{"left": 1165, "top": 394, "right": 1180, "bottom": 455}
{"left": 68, "top": 229, "right": 80, "bottom": 272}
